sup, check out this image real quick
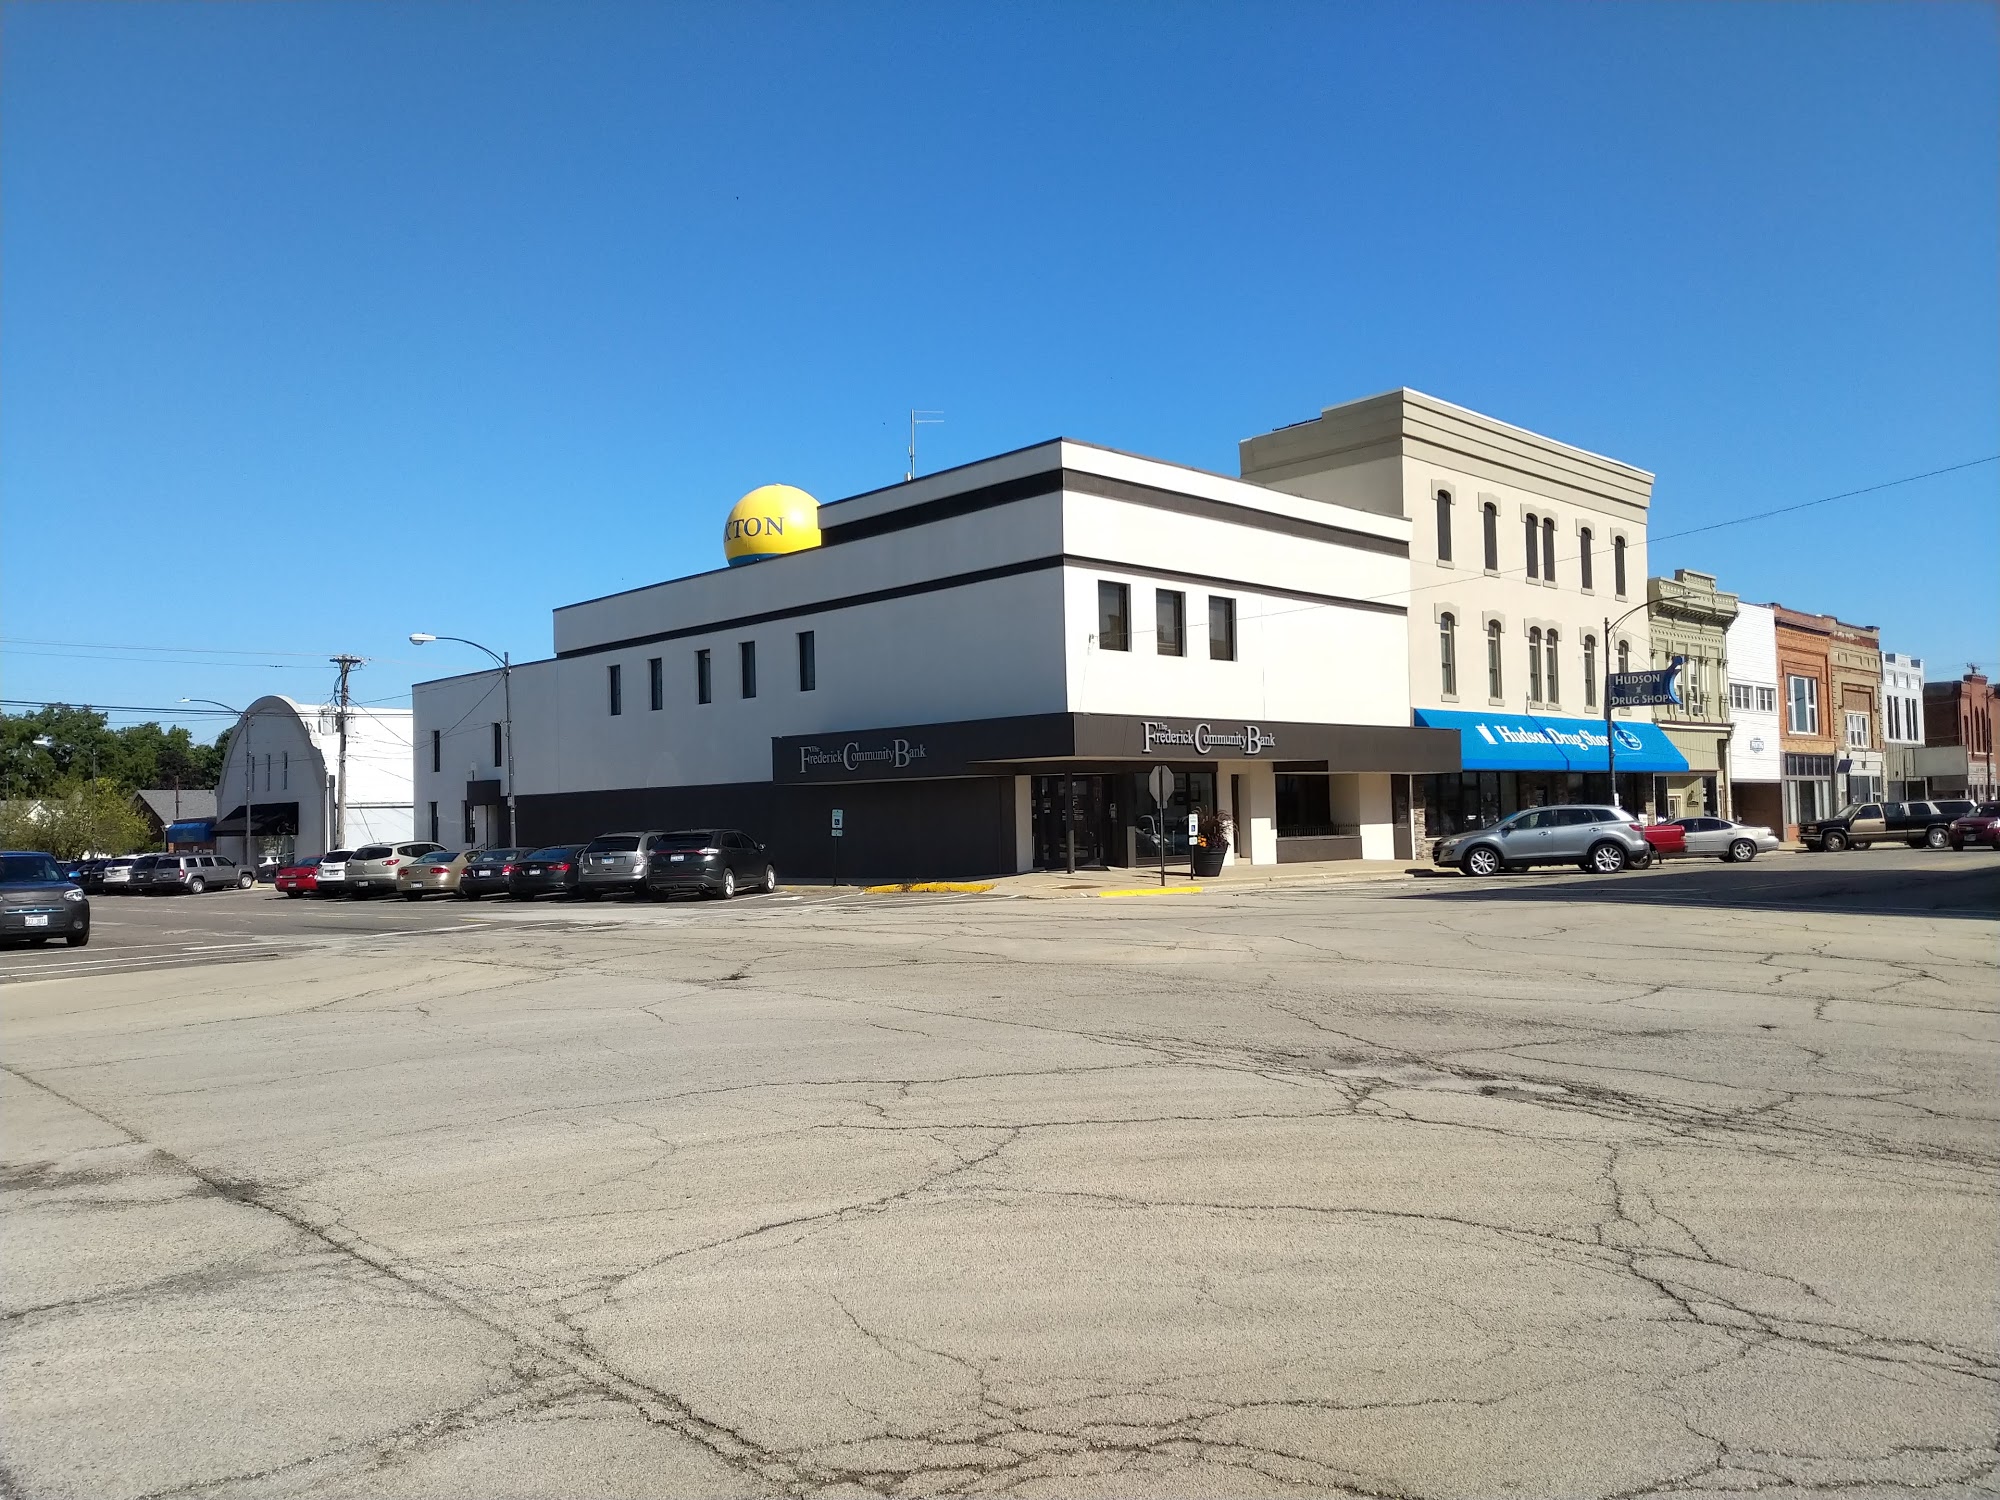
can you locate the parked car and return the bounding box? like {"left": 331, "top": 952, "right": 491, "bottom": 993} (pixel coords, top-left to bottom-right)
{"left": 507, "top": 845, "right": 587, "bottom": 900}
{"left": 1930, "top": 799, "right": 1977, "bottom": 824}
{"left": 315, "top": 850, "right": 355, "bottom": 897}
{"left": 1658, "top": 817, "right": 1782, "bottom": 862}
{"left": 344, "top": 841, "right": 447, "bottom": 898}
{"left": 1638, "top": 822, "right": 1686, "bottom": 865}
{"left": 61, "top": 858, "right": 110, "bottom": 891}
{"left": 138, "top": 853, "right": 252, "bottom": 894}
{"left": 399, "top": 849, "right": 470, "bottom": 900}
{"left": 98, "top": 854, "right": 145, "bottom": 893}
{"left": 458, "top": 848, "right": 528, "bottom": 900}
{"left": 576, "top": 831, "right": 683, "bottom": 899}
{"left": 1433, "top": 805, "right": 1650, "bottom": 876}
{"left": 1801, "top": 801, "right": 1963, "bottom": 851}
{"left": 0, "top": 850, "right": 89, "bottom": 947}
{"left": 256, "top": 854, "right": 284, "bottom": 884}
{"left": 274, "top": 854, "right": 322, "bottom": 897}
{"left": 642, "top": 829, "right": 777, "bottom": 899}
{"left": 1949, "top": 801, "right": 2000, "bottom": 851}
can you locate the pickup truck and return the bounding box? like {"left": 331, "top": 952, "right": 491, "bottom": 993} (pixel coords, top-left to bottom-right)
{"left": 1801, "top": 799, "right": 1974, "bottom": 852}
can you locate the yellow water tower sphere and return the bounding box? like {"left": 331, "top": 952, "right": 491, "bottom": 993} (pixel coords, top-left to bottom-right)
{"left": 723, "top": 484, "right": 821, "bottom": 566}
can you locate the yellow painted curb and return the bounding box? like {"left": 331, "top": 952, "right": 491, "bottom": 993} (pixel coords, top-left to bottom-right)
{"left": 1097, "top": 885, "right": 1205, "bottom": 898}
{"left": 861, "top": 881, "right": 996, "bottom": 895}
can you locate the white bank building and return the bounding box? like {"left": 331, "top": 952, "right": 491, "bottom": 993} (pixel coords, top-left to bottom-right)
{"left": 412, "top": 439, "right": 1459, "bottom": 878}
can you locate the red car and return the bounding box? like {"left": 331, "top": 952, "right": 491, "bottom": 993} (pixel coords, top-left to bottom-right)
{"left": 1950, "top": 802, "right": 2000, "bottom": 850}
{"left": 1638, "top": 822, "right": 1686, "bottom": 865}
{"left": 274, "top": 855, "right": 321, "bottom": 897}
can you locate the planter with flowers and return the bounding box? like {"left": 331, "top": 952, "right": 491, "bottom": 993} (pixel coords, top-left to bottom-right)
{"left": 1191, "top": 808, "right": 1233, "bottom": 878}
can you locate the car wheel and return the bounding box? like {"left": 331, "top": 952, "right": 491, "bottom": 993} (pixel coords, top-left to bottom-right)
{"left": 188, "top": 877, "right": 206, "bottom": 894}
{"left": 403, "top": 891, "right": 424, "bottom": 902}
{"left": 237, "top": 872, "right": 254, "bottom": 889}
{"left": 1587, "top": 841, "right": 1628, "bottom": 874}
{"left": 1727, "top": 839, "right": 1757, "bottom": 862}
{"left": 761, "top": 864, "right": 776, "bottom": 894}
{"left": 1822, "top": 830, "right": 1848, "bottom": 852}
{"left": 1462, "top": 845, "right": 1502, "bottom": 877}
{"left": 1924, "top": 825, "right": 1949, "bottom": 849}
{"left": 65, "top": 931, "right": 89, "bottom": 947}
{"left": 721, "top": 868, "right": 737, "bottom": 899}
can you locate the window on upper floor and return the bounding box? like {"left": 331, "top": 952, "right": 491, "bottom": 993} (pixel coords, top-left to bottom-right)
{"left": 1542, "top": 517, "right": 1556, "bottom": 584}
{"left": 1156, "top": 590, "right": 1185, "bottom": 657}
{"left": 607, "top": 664, "right": 622, "bottom": 717}
{"left": 1435, "top": 490, "right": 1453, "bottom": 562}
{"left": 1209, "top": 596, "right": 1237, "bottom": 662}
{"left": 1486, "top": 620, "right": 1504, "bottom": 699}
{"left": 696, "top": 648, "right": 712, "bottom": 705}
{"left": 739, "top": 640, "right": 757, "bottom": 699}
{"left": 1438, "top": 613, "right": 1458, "bottom": 697}
{"left": 1097, "top": 581, "right": 1130, "bottom": 652}
{"left": 491, "top": 722, "right": 503, "bottom": 767}
{"left": 797, "top": 631, "right": 816, "bottom": 692}
{"left": 1614, "top": 535, "right": 1629, "bottom": 597}
{"left": 1524, "top": 514, "right": 1540, "bottom": 580}
{"left": 1579, "top": 528, "right": 1595, "bottom": 591}
{"left": 1757, "top": 686, "right": 1776, "bottom": 714}
{"left": 1527, "top": 627, "right": 1544, "bottom": 702}
{"left": 1545, "top": 629, "right": 1560, "bottom": 704}
{"left": 1730, "top": 682, "right": 1756, "bottom": 712}
{"left": 1617, "top": 639, "right": 1632, "bottom": 675}
{"left": 431, "top": 729, "right": 441, "bottom": 774}
{"left": 1846, "top": 711, "right": 1869, "bottom": 748}
{"left": 649, "top": 656, "right": 664, "bottom": 711}
{"left": 1482, "top": 504, "right": 1499, "bottom": 571}
{"left": 1787, "top": 675, "right": 1819, "bottom": 735}
{"left": 1584, "top": 635, "right": 1598, "bottom": 708}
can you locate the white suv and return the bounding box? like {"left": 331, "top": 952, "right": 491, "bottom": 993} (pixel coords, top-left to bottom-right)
{"left": 344, "top": 841, "right": 447, "bottom": 897}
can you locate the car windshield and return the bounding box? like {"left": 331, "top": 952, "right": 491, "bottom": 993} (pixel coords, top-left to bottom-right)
{"left": 584, "top": 836, "right": 641, "bottom": 853}
{"left": 1830, "top": 805, "right": 1866, "bottom": 820}
{"left": 1977, "top": 804, "right": 2000, "bottom": 817}
{"left": 476, "top": 849, "right": 526, "bottom": 863}
{"left": 0, "top": 855, "right": 60, "bottom": 882}
{"left": 285, "top": 855, "right": 321, "bottom": 867}
{"left": 131, "top": 855, "right": 160, "bottom": 870}
{"left": 524, "top": 847, "right": 576, "bottom": 861}
{"left": 655, "top": 833, "right": 716, "bottom": 850}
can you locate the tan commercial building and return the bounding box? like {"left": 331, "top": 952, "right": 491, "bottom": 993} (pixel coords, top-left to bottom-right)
{"left": 1240, "top": 388, "right": 1684, "bottom": 845}
{"left": 1647, "top": 569, "right": 1738, "bottom": 819}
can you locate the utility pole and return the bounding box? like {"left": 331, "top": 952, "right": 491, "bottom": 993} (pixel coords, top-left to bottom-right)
{"left": 331, "top": 655, "right": 363, "bottom": 848}
{"left": 907, "top": 410, "right": 943, "bottom": 482}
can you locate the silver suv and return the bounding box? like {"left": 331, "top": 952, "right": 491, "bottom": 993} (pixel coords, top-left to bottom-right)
{"left": 1433, "top": 805, "right": 1649, "bottom": 877}
{"left": 344, "top": 841, "right": 447, "bottom": 897}
{"left": 139, "top": 854, "right": 253, "bottom": 893}
{"left": 576, "top": 831, "right": 677, "bottom": 898}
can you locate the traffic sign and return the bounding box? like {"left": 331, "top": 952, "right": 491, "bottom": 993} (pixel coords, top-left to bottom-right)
{"left": 830, "top": 808, "right": 844, "bottom": 838}
{"left": 1148, "top": 765, "right": 1174, "bottom": 807}
{"left": 1187, "top": 812, "right": 1200, "bottom": 840}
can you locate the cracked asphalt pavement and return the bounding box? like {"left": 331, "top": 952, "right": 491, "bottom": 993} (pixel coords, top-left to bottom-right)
{"left": 2, "top": 849, "right": 1995, "bottom": 1498}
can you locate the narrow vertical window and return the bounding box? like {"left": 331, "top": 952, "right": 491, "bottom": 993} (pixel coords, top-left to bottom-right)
{"left": 1097, "top": 581, "right": 1130, "bottom": 651}
{"left": 282, "top": 751, "right": 289, "bottom": 790}
{"left": 1528, "top": 627, "right": 1544, "bottom": 702}
{"left": 1524, "top": 514, "right": 1540, "bottom": 580}
{"left": 1617, "top": 639, "right": 1631, "bottom": 676}
{"left": 1542, "top": 517, "right": 1557, "bottom": 584}
{"left": 608, "top": 664, "right": 623, "bottom": 716}
{"left": 1435, "top": 490, "right": 1453, "bottom": 562}
{"left": 797, "top": 630, "right": 816, "bottom": 691}
{"left": 429, "top": 801, "right": 439, "bottom": 843}
{"left": 1208, "top": 596, "right": 1237, "bottom": 661}
{"left": 1156, "top": 590, "right": 1185, "bottom": 656}
{"left": 1545, "top": 630, "right": 1560, "bottom": 703}
{"left": 648, "top": 656, "right": 664, "bottom": 711}
{"left": 1579, "top": 528, "right": 1595, "bottom": 590}
{"left": 739, "top": 641, "right": 757, "bottom": 699}
{"left": 1439, "top": 613, "right": 1457, "bottom": 696}
{"left": 1486, "top": 621, "right": 1504, "bottom": 699}
{"left": 1614, "top": 535, "right": 1628, "bottom": 596}
{"left": 1482, "top": 503, "right": 1499, "bottom": 571}
{"left": 431, "top": 729, "right": 441, "bottom": 773}
{"left": 1584, "top": 635, "right": 1598, "bottom": 707}
{"left": 696, "top": 649, "right": 712, "bottom": 705}
{"left": 492, "top": 722, "right": 503, "bottom": 767}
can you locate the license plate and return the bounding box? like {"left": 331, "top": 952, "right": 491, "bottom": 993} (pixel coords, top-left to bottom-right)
{"left": 25, "top": 915, "right": 48, "bottom": 927}
{"left": 669, "top": 853, "right": 685, "bottom": 862}
{"left": 527, "top": 867, "right": 542, "bottom": 874}
{"left": 597, "top": 856, "right": 617, "bottom": 864}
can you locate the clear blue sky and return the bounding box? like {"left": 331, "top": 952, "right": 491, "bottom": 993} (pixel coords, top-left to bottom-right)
{"left": 4, "top": 0, "right": 1995, "bottom": 734}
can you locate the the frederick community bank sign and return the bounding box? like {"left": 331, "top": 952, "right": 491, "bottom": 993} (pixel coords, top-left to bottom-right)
{"left": 798, "top": 738, "right": 930, "bottom": 775}
{"left": 1140, "top": 721, "right": 1276, "bottom": 756}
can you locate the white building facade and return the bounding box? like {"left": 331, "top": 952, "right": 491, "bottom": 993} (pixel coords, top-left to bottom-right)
{"left": 211, "top": 696, "right": 414, "bottom": 864}
{"left": 1238, "top": 389, "right": 1687, "bottom": 839}
{"left": 1880, "top": 650, "right": 1926, "bottom": 799}
{"left": 412, "top": 439, "right": 1459, "bottom": 878}
{"left": 1723, "top": 603, "right": 1783, "bottom": 834}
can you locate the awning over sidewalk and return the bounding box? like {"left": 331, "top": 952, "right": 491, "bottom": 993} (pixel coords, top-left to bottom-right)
{"left": 209, "top": 801, "right": 300, "bottom": 836}
{"left": 164, "top": 820, "right": 215, "bottom": 843}
{"left": 1411, "top": 709, "right": 1688, "bottom": 774}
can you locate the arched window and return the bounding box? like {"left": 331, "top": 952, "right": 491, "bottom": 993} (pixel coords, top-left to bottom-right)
{"left": 1486, "top": 620, "right": 1504, "bottom": 699}
{"left": 1528, "top": 627, "right": 1544, "bottom": 701}
{"left": 1542, "top": 517, "right": 1557, "bottom": 583}
{"left": 1617, "top": 638, "right": 1631, "bottom": 674}
{"left": 1482, "top": 503, "right": 1498, "bottom": 571}
{"left": 1439, "top": 613, "right": 1458, "bottom": 696}
{"left": 1545, "top": 630, "right": 1560, "bottom": 704}
{"left": 1579, "top": 528, "right": 1595, "bottom": 591}
{"left": 1524, "top": 514, "right": 1541, "bottom": 580}
{"left": 1614, "top": 535, "right": 1628, "bottom": 596}
{"left": 1435, "top": 490, "right": 1453, "bottom": 562}
{"left": 1584, "top": 635, "right": 1598, "bottom": 707}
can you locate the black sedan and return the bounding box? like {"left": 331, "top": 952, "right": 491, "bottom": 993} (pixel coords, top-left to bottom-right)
{"left": 506, "top": 845, "right": 587, "bottom": 900}
{"left": 1, "top": 850, "right": 90, "bottom": 948}
{"left": 642, "top": 830, "right": 776, "bottom": 900}
{"left": 460, "top": 847, "right": 530, "bottom": 899}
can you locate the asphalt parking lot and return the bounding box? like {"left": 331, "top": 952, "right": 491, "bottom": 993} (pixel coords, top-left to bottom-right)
{"left": 2, "top": 848, "right": 1995, "bottom": 1498}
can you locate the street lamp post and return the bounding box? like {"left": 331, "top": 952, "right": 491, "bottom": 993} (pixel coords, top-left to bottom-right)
{"left": 182, "top": 698, "right": 251, "bottom": 868}
{"left": 410, "top": 634, "right": 515, "bottom": 847}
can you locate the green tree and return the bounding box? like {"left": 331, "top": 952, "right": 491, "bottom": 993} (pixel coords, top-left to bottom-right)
{"left": 0, "top": 779, "right": 149, "bottom": 857}
{"left": 2, "top": 708, "right": 227, "bottom": 800}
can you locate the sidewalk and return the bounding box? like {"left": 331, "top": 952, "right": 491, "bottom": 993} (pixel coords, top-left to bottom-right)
{"left": 848, "top": 858, "right": 1428, "bottom": 900}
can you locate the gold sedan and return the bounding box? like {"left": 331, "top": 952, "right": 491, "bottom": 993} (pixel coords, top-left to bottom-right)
{"left": 398, "top": 849, "right": 471, "bottom": 900}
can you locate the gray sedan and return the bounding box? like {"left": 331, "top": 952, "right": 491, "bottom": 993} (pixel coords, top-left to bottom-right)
{"left": 1663, "top": 816, "right": 1781, "bottom": 862}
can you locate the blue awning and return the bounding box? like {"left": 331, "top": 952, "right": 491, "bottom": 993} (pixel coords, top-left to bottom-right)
{"left": 1412, "top": 709, "right": 1689, "bottom": 774}
{"left": 165, "top": 820, "right": 215, "bottom": 843}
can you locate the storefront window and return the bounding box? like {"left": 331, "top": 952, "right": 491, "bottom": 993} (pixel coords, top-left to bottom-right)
{"left": 1275, "top": 774, "right": 1337, "bottom": 837}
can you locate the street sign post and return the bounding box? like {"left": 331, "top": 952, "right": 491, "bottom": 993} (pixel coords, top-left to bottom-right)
{"left": 830, "top": 809, "right": 843, "bottom": 889}
{"left": 1149, "top": 765, "right": 1173, "bottom": 887}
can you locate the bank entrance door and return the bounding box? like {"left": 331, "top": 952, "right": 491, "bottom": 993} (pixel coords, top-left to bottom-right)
{"left": 1033, "top": 775, "right": 1112, "bottom": 869}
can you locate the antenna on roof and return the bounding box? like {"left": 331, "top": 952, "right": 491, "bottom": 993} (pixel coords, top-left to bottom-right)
{"left": 907, "top": 410, "right": 943, "bottom": 482}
